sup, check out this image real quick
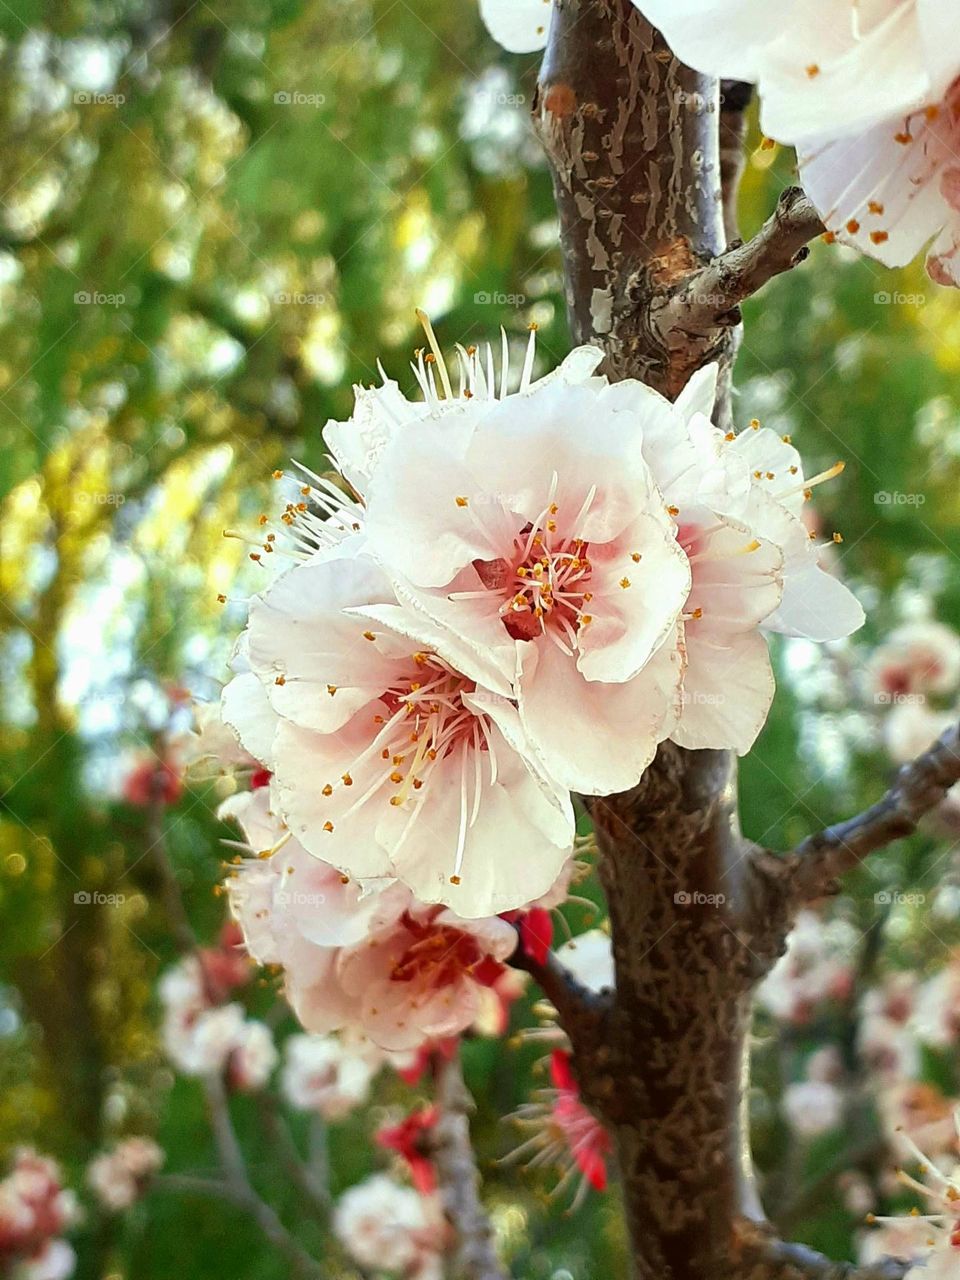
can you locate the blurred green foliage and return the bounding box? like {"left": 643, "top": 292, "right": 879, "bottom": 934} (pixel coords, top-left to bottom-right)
{"left": 1, "top": 1, "right": 960, "bottom": 1277}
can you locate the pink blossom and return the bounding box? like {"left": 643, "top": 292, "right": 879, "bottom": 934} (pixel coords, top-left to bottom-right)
{"left": 333, "top": 1174, "right": 447, "bottom": 1279}
{"left": 280, "top": 1033, "right": 378, "bottom": 1120}
{"left": 86, "top": 1138, "right": 164, "bottom": 1212}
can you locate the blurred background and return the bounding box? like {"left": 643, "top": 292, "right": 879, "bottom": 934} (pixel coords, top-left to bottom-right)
{"left": 2, "top": 1, "right": 960, "bottom": 1277}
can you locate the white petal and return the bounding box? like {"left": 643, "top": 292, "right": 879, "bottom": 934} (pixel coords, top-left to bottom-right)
{"left": 518, "top": 627, "right": 682, "bottom": 794}
{"left": 764, "top": 560, "right": 865, "bottom": 641}
{"left": 221, "top": 671, "right": 280, "bottom": 768}
{"left": 479, "top": 0, "right": 553, "bottom": 53}
{"left": 672, "top": 629, "right": 775, "bottom": 754}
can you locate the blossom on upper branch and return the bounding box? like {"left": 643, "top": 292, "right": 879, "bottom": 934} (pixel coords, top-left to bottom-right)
{"left": 630, "top": 0, "right": 960, "bottom": 284}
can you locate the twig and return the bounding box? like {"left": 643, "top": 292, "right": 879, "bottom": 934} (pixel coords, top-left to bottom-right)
{"left": 430, "top": 1048, "right": 507, "bottom": 1280}
{"left": 255, "top": 1091, "right": 331, "bottom": 1214}
{"left": 153, "top": 1175, "right": 322, "bottom": 1279}
{"left": 650, "top": 186, "right": 824, "bottom": 348}
{"left": 786, "top": 721, "right": 960, "bottom": 902}
{"left": 747, "top": 1237, "right": 909, "bottom": 1279}
{"left": 508, "top": 939, "right": 609, "bottom": 1040}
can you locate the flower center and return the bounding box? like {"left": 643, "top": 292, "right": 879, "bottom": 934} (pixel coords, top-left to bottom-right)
{"left": 390, "top": 912, "right": 501, "bottom": 988}
{"left": 474, "top": 519, "right": 594, "bottom": 647}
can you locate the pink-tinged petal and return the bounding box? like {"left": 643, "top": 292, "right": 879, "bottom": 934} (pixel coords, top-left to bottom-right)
{"left": 323, "top": 378, "right": 428, "bottom": 491}
{"left": 374, "top": 721, "right": 575, "bottom": 919}
{"left": 518, "top": 629, "right": 682, "bottom": 794}
{"left": 246, "top": 552, "right": 399, "bottom": 735}
{"left": 228, "top": 862, "right": 283, "bottom": 965}
{"left": 673, "top": 629, "right": 775, "bottom": 754}
{"left": 432, "top": 908, "right": 518, "bottom": 961}
{"left": 764, "top": 561, "right": 865, "bottom": 641}
{"left": 462, "top": 381, "right": 668, "bottom": 545}
{"left": 221, "top": 670, "right": 279, "bottom": 768}
{"left": 799, "top": 115, "right": 949, "bottom": 270}
{"left": 285, "top": 946, "right": 356, "bottom": 1035}
{"left": 576, "top": 511, "right": 691, "bottom": 683}
{"left": 276, "top": 848, "right": 390, "bottom": 948}
{"left": 365, "top": 418, "right": 515, "bottom": 588}
{"left": 479, "top": 0, "right": 552, "bottom": 53}
{"left": 348, "top": 593, "right": 515, "bottom": 697}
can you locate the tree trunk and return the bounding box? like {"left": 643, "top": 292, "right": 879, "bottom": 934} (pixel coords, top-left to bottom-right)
{"left": 533, "top": 4, "right": 786, "bottom": 1276}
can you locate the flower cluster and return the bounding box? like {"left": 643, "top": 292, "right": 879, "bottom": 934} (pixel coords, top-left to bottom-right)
{"left": 158, "top": 932, "right": 277, "bottom": 1089}
{"left": 219, "top": 324, "right": 861, "bottom": 1009}
{"left": 0, "top": 1150, "right": 77, "bottom": 1280}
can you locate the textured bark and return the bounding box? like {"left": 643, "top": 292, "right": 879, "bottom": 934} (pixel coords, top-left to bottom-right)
{"left": 531, "top": 5, "right": 903, "bottom": 1279}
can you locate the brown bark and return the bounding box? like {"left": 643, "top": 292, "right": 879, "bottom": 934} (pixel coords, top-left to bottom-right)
{"left": 531, "top": 4, "right": 906, "bottom": 1279}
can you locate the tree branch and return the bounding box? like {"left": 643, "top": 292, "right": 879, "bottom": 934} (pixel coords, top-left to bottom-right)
{"left": 743, "top": 1237, "right": 909, "bottom": 1280}
{"left": 429, "top": 1048, "right": 507, "bottom": 1280}
{"left": 508, "top": 938, "right": 610, "bottom": 1042}
{"left": 152, "top": 1175, "right": 322, "bottom": 1279}
{"left": 649, "top": 186, "right": 825, "bottom": 358}
{"left": 786, "top": 720, "right": 960, "bottom": 903}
